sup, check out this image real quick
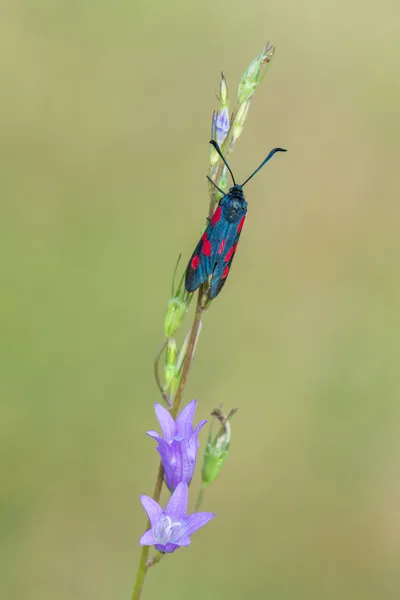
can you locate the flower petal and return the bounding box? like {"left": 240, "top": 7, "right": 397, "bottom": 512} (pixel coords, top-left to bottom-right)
{"left": 155, "top": 438, "right": 174, "bottom": 461}
{"left": 176, "top": 399, "right": 197, "bottom": 439}
{"left": 140, "top": 495, "right": 163, "bottom": 527}
{"left": 155, "top": 542, "right": 179, "bottom": 553}
{"left": 154, "top": 403, "right": 176, "bottom": 442}
{"left": 146, "top": 430, "right": 161, "bottom": 440}
{"left": 188, "top": 420, "right": 207, "bottom": 459}
{"left": 165, "top": 481, "right": 188, "bottom": 520}
{"left": 178, "top": 439, "right": 195, "bottom": 483}
{"left": 184, "top": 512, "right": 215, "bottom": 536}
{"left": 187, "top": 421, "right": 206, "bottom": 461}
{"left": 194, "top": 419, "right": 207, "bottom": 437}
{"left": 174, "top": 534, "right": 191, "bottom": 547}
{"left": 140, "top": 529, "right": 158, "bottom": 546}
{"left": 155, "top": 439, "right": 177, "bottom": 491}
{"left": 169, "top": 439, "right": 195, "bottom": 491}
{"left": 164, "top": 440, "right": 182, "bottom": 492}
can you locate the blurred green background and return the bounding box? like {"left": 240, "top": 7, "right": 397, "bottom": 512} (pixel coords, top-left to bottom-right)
{"left": 1, "top": 1, "right": 400, "bottom": 599}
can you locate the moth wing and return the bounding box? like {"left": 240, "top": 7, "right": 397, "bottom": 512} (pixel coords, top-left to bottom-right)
{"left": 209, "top": 213, "right": 246, "bottom": 299}
{"left": 185, "top": 208, "right": 228, "bottom": 293}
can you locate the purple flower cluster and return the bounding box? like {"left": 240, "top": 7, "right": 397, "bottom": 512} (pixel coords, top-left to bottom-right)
{"left": 140, "top": 400, "right": 214, "bottom": 553}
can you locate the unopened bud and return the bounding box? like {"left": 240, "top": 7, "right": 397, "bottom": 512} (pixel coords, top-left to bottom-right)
{"left": 213, "top": 108, "right": 230, "bottom": 146}
{"left": 164, "top": 297, "right": 187, "bottom": 338}
{"left": 202, "top": 408, "right": 237, "bottom": 486}
{"left": 231, "top": 99, "right": 251, "bottom": 145}
{"left": 210, "top": 73, "right": 230, "bottom": 165}
{"left": 163, "top": 256, "right": 190, "bottom": 338}
{"left": 209, "top": 121, "right": 220, "bottom": 167}
{"left": 238, "top": 42, "right": 275, "bottom": 104}
{"left": 220, "top": 72, "right": 229, "bottom": 109}
{"left": 164, "top": 338, "right": 177, "bottom": 388}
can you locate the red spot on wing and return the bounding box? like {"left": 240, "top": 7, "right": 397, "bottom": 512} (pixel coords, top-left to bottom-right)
{"left": 217, "top": 239, "right": 226, "bottom": 255}
{"left": 202, "top": 239, "right": 212, "bottom": 256}
{"left": 224, "top": 244, "right": 237, "bottom": 263}
{"left": 211, "top": 206, "right": 222, "bottom": 226}
{"left": 221, "top": 266, "right": 230, "bottom": 279}
{"left": 191, "top": 255, "right": 200, "bottom": 270}
{"left": 200, "top": 231, "right": 212, "bottom": 256}
{"left": 238, "top": 215, "right": 246, "bottom": 233}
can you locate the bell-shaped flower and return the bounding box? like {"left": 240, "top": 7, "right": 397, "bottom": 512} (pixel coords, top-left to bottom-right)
{"left": 140, "top": 482, "right": 215, "bottom": 553}
{"left": 147, "top": 399, "right": 207, "bottom": 492}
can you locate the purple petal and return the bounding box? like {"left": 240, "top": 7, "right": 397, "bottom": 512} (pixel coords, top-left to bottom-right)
{"left": 176, "top": 399, "right": 197, "bottom": 439}
{"left": 187, "top": 421, "right": 206, "bottom": 461}
{"left": 140, "top": 529, "right": 158, "bottom": 546}
{"left": 165, "top": 482, "right": 188, "bottom": 521}
{"left": 146, "top": 430, "right": 161, "bottom": 440}
{"left": 155, "top": 437, "right": 174, "bottom": 459}
{"left": 184, "top": 512, "right": 215, "bottom": 536}
{"left": 175, "top": 535, "right": 191, "bottom": 547}
{"left": 194, "top": 419, "right": 207, "bottom": 436}
{"left": 155, "top": 542, "right": 179, "bottom": 553}
{"left": 140, "top": 495, "right": 163, "bottom": 527}
{"left": 215, "top": 108, "right": 230, "bottom": 145}
{"left": 155, "top": 439, "right": 177, "bottom": 491}
{"left": 154, "top": 403, "right": 176, "bottom": 442}
{"left": 176, "top": 439, "right": 195, "bottom": 484}
{"left": 159, "top": 439, "right": 195, "bottom": 492}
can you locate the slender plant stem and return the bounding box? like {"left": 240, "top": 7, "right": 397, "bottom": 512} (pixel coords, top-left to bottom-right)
{"left": 146, "top": 551, "right": 165, "bottom": 569}
{"left": 131, "top": 290, "right": 204, "bottom": 600}
{"left": 171, "top": 290, "right": 204, "bottom": 418}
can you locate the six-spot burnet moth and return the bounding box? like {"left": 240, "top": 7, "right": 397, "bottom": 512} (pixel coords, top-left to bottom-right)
{"left": 185, "top": 140, "right": 287, "bottom": 299}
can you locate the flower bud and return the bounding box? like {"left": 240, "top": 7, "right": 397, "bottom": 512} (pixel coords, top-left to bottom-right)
{"left": 164, "top": 297, "right": 187, "bottom": 338}
{"left": 163, "top": 256, "right": 190, "bottom": 338}
{"left": 219, "top": 72, "right": 229, "bottom": 109}
{"left": 210, "top": 73, "right": 230, "bottom": 167}
{"left": 164, "top": 338, "right": 177, "bottom": 389}
{"left": 213, "top": 108, "right": 230, "bottom": 146}
{"left": 201, "top": 408, "right": 237, "bottom": 486}
{"left": 209, "top": 119, "right": 220, "bottom": 167}
{"left": 164, "top": 322, "right": 202, "bottom": 402}
{"left": 231, "top": 99, "right": 251, "bottom": 146}
{"left": 237, "top": 42, "right": 275, "bottom": 104}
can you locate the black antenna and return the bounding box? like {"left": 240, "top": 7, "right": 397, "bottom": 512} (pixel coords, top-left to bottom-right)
{"left": 209, "top": 140, "right": 236, "bottom": 185}
{"left": 241, "top": 148, "right": 287, "bottom": 187}
{"left": 207, "top": 175, "right": 226, "bottom": 196}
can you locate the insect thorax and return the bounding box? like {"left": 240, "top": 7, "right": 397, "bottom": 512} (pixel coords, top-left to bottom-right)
{"left": 223, "top": 186, "right": 247, "bottom": 223}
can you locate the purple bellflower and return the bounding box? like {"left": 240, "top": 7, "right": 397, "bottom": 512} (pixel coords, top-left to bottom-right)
{"left": 140, "top": 482, "right": 215, "bottom": 553}
{"left": 147, "top": 399, "right": 207, "bottom": 492}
